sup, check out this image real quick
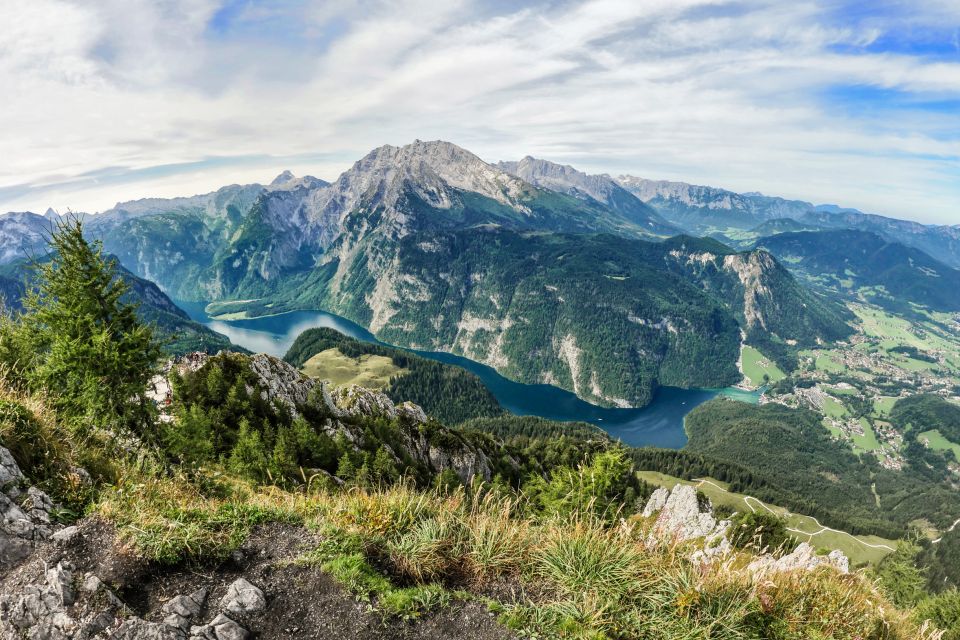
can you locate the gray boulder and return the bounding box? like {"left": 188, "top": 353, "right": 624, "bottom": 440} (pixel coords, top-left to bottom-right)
{"left": 218, "top": 578, "right": 266, "bottom": 617}
{"left": 190, "top": 613, "right": 249, "bottom": 640}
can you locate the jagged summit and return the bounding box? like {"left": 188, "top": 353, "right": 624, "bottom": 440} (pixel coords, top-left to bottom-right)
{"left": 343, "top": 139, "right": 531, "bottom": 210}
{"left": 270, "top": 170, "right": 296, "bottom": 186}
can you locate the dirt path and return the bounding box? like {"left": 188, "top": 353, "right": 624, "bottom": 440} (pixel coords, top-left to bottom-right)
{"left": 933, "top": 517, "right": 960, "bottom": 543}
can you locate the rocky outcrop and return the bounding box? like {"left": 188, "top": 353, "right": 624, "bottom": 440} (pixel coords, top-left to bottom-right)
{"left": 1, "top": 545, "right": 269, "bottom": 640}
{"left": 247, "top": 354, "right": 319, "bottom": 416}
{"left": 329, "top": 384, "right": 398, "bottom": 420}
{"left": 642, "top": 484, "right": 850, "bottom": 574}
{"left": 642, "top": 484, "right": 732, "bottom": 562}
{"left": 154, "top": 354, "right": 501, "bottom": 485}
{"left": 644, "top": 484, "right": 730, "bottom": 543}
{"left": 748, "top": 542, "right": 850, "bottom": 576}
{"left": 1, "top": 445, "right": 56, "bottom": 571}
{"left": 328, "top": 383, "right": 497, "bottom": 483}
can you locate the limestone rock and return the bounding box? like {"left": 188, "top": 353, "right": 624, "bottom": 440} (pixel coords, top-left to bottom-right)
{"left": 163, "top": 588, "right": 209, "bottom": 634}
{"left": 51, "top": 526, "right": 80, "bottom": 544}
{"left": 641, "top": 487, "right": 669, "bottom": 517}
{"left": 330, "top": 384, "right": 398, "bottom": 420}
{"left": 0, "top": 445, "right": 24, "bottom": 488}
{"left": 248, "top": 354, "right": 319, "bottom": 415}
{"left": 0, "top": 561, "right": 81, "bottom": 640}
{"left": 219, "top": 578, "right": 266, "bottom": 617}
{"left": 191, "top": 613, "right": 249, "bottom": 640}
{"left": 647, "top": 484, "right": 725, "bottom": 542}
{"left": 46, "top": 561, "right": 75, "bottom": 607}
{"left": 748, "top": 542, "right": 850, "bottom": 576}
{"left": 114, "top": 618, "right": 184, "bottom": 640}
{"left": 396, "top": 401, "right": 428, "bottom": 425}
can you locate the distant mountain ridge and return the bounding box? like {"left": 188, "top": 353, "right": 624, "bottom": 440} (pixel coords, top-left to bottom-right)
{"left": 610, "top": 174, "right": 960, "bottom": 268}
{"left": 495, "top": 156, "right": 678, "bottom": 235}
{"left": 754, "top": 229, "right": 960, "bottom": 312}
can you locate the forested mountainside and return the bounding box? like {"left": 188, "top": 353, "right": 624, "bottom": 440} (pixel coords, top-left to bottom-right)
{"left": 235, "top": 219, "right": 849, "bottom": 406}
{"left": 755, "top": 229, "right": 960, "bottom": 312}
{"left": 0, "top": 141, "right": 846, "bottom": 407}
{"left": 0, "top": 253, "right": 233, "bottom": 355}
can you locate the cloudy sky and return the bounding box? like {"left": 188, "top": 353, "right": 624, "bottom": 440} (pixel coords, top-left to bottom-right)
{"left": 1, "top": 0, "right": 958, "bottom": 223}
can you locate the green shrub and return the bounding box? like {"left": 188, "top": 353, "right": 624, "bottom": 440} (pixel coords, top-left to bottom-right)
{"left": 728, "top": 510, "right": 796, "bottom": 554}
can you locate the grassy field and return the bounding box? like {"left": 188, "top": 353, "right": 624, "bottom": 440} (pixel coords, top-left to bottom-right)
{"left": 855, "top": 305, "right": 960, "bottom": 370}
{"left": 802, "top": 350, "right": 847, "bottom": 374}
{"left": 918, "top": 429, "right": 960, "bottom": 460}
{"left": 636, "top": 471, "right": 897, "bottom": 566}
{"left": 821, "top": 395, "right": 848, "bottom": 419}
{"left": 740, "top": 345, "right": 785, "bottom": 387}
{"left": 873, "top": 396, "right": 898, "bottom": 417}
{"left": 301, "top": 347, "right": 406, "bottom": 389}
{"left": 851, "top": 417, "right": 882, "bottom": 452}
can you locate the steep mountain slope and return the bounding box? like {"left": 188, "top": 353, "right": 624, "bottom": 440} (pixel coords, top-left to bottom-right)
{"left": 0, "top": 210, "right": 57, "bottom": 264}
{"left": 0, "top": 141, "right": 851, "bottom": 405}
{"left": 207, "top": 141, "right": 667, "bottom": 299}
{"left": 223, "top": 195, "right": 849, "bottom": 406}
{"left": 754, "top": 229, "right": 960, "bottom": 311}
{"left": 0, "top": 257, "right": 234, "bottom": 354}
{"left": 83, "top": 182, "right": 274, "bottom": 300}
{"left": 496, "top": 156, "right": 678, "bottom": 235}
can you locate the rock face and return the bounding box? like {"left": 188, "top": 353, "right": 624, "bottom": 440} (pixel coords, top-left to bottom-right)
{"left": 497, "top": 156, "right": 675, "bottom": 234}
{"left": 642, "top": 484, "right": 732, "bottom": 562}
{"left": 644, "top": 484, "right": 729, "bottom": 543}
{"left": 326, "top": 383, "right": 497, "bottom": 483}
{"left": 0, "top": 445, "right": 56, "bottom": 571}
{"left": 247, "top": 354, "right": 319, "bottom": 416}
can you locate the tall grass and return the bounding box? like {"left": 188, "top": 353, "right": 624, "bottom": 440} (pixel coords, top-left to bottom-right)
{"left": 96, "top": 476, "right": 939, "bottom": 639}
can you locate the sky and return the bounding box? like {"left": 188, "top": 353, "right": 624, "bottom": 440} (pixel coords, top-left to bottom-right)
{"left": 0, "top": 0, "right": 958, "bottom": 224}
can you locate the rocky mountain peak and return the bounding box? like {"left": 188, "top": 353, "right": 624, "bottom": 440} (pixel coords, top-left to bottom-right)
{"left": 270, "top": 170, "right": 296, "bottom": 186}
{"left": 353, "top": 139, "right": 531, "bottom": 209}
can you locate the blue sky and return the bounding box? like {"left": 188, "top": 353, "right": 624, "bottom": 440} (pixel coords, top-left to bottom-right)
{"left": 0, "top": 0, "right": 958, "bottom": 224}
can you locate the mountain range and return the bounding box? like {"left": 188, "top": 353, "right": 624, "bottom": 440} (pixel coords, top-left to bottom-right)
{"left": 754, "top": 229, "right": 960, "bottom": 313}
{"left": 3, "top": 139, "right": 958, "bottom": 406}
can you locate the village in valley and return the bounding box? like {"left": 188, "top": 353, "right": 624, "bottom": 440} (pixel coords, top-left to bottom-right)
{"left": 740, "top": 303, "right": 960, "bottom": 475}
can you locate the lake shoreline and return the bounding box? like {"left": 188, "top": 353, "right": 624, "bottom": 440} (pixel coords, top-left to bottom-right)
{"left": 176, "top": 301, "right": 760, "bottom": 448}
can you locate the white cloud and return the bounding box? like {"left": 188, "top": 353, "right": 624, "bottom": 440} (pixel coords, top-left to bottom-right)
{"left": 0, "top": 0, "right": 958, "bottom": 224}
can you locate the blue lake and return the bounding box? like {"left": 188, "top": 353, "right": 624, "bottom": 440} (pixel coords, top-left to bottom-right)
{"left": 177, "top": 302, "right": 759, "bottom": 448}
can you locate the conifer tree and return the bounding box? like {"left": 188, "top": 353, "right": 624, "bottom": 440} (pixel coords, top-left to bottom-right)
{"left": 229, "top": 418, "right": 266, "bottom": 481}
{"left": 336, "top": 451, "right": 356, "bottom": 481}
{"left": 20, "top": 219, "right": 161, "bottom": 436}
